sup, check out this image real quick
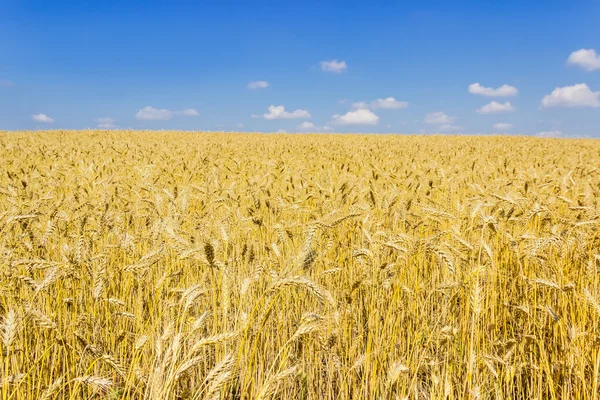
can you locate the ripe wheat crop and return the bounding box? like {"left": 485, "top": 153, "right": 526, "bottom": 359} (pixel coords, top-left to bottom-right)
{"left": 1, "top": 130, "right": 600, "bottom": 399}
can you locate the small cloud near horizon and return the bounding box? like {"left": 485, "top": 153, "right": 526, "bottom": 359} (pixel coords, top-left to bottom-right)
{"left": 331, "top": 109, "right": 379, "bottom": 125}
{"left": 262, "top": 105, "right": 311, "bottom": 120}
{"left": 135, "top": 106, "right": 200, "bottom": 121}
{"left": 95, "top": 117, "right": 118, "bottom": 129}
{"left": 32, "top": 113, "right": 54, "bottom": 123}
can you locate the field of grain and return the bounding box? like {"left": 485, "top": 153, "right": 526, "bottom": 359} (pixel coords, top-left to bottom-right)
{"left": 1, "top": 131, "right": 600, "bottom": 399}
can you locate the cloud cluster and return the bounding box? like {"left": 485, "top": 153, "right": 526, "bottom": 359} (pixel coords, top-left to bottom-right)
{"left": 263, "top": 105, "right": 311, "bottom": 120}
{"left": 469, "top": 83, "right": 518, "bottom": 97}
{"left": 335, "top": 96, "right": 407, "bottom": 126}
{"left": 21, "top": 47, "right": 600, "bottom": 136}
{"left": 135, "top": 106, "right": 200, "bottom": 121}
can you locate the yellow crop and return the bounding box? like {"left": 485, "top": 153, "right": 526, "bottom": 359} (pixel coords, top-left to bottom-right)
{"left": 1, "top": 130, "right": 600, "bottom": 399}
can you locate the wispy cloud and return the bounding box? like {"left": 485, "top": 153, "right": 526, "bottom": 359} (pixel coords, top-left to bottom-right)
{"left": 0, "top": 80, "right": 14, "bottom": 87}
{"left": 297, "top": 122, "right": 333, "bottom": 132}
{"left": 439, "top": 124, "right": 463, "bottom": 131}
{"left": 214, "top": 123, "right": 244, "bottom": 130}
{"left": 536, "top": 130, "right": 562, "bottom": 138}
{"left": 424, "top": 112, "right": 455, "bottom": 125}
{"left": 135, "top": 106, "right": 199, "bottom": 120}
{"left": 423, "top": 112, "right": 461, "bottom": 131}
{"left": 351, "top": 97, "right": 408, "bottom": 110}
{"left": 320, "top": 60, "right": 347, "bottom": 73}
{"left": 371, "top": 97, "right": 408, "bottom": 109}
{"left": 493, "top": 122, "right": 513, "bottom": 130}
{"left": 95, "top": 117, "right": 118, "bottom": 129}
{"left": 177, "top": 108, "right": 200, "bottom": 117}
{"left": 247, "top": 80, "right": 270, "bottom": 89}
{"left": 477, "top": 101, "right": 515, "bottom": 114}
{"left": 351, "top": 101, "right": 369, "bottom": 110}
{"left": 32, "top": 114, "right": 54, "bottom": 123}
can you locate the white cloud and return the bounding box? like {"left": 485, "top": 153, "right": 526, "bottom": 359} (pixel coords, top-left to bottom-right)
{"left": 332, "top": 109, "right": 379, "bottom": 125}
{"left": 135, "top": 106, "right": 199, "bottom": 120}
{"left": 95, "top": 117, "right": 118, "bottom": 129}
{"left": 536, "top": 130, "right": 562, "bottom": 138}
{"left": 0, "top": 80, "right": 13, "bottom": 87}
{"left": 371, "top": 97, "right": 408, "bottom": 109}
{"left": 297, "top": 122, "right": 316, "bottom": 131}
{"left": 263, "top": 105, "right": 311, "bottom": 120}
{"left": 135, "top": 106, "right": 174, "bottom": 121}
{"left": 32, "top": 114, "right": 54, "bottom": 123}
{"left": 541, "top": 83, "right": 600, "bottom": 108}
{"left": 352, "top": 97, "right": 408, "bottom": 110}
{"left": 424, "top": 112, "right": 455, "bottom": 125}
{"left": 468, "top": 83, "right": 518, "bottom": 97}
{"left": 176, "top": 108, "right": 200, "bottom": 117}
{"left": 297, "top": 122, "right": 333, "bottom": 132}
{"left": 248, "top": 80, "right": 270, "bottom": 89}
{"left": 567, "top": 49, "right": 600, "bottom": 71}
{"left": 477, "top": 101, "right": 515, "bottom": 114}
{"left": 320, "top": 60, "right": 347, "bottom": 73}
{"left": 493, "top": 123, "right": 513, "bottom": 130}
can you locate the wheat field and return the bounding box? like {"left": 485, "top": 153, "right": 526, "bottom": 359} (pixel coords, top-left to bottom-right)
{"left": 1, "top": 130, "right": 600, "bottom": 399}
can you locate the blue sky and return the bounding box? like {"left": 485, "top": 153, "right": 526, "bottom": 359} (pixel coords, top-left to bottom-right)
{"left": 1, "top": 0, "right": 599, "bottom": 136}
